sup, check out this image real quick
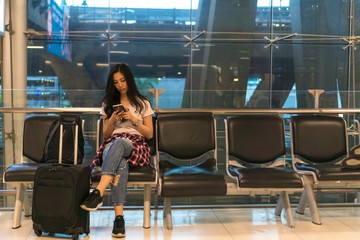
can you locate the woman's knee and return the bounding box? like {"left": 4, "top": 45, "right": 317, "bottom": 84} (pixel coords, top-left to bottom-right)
{"left": 113, "top": 138, "right": 132, "bottom": 155}
{"left": 111, "top": 138, "right": 130, "bottom": 151}
{"left": 106, "top": 139, "right": 129, "bottom": 156}
{"left": 113, "top": 138, "right": 127, "bottom": 148}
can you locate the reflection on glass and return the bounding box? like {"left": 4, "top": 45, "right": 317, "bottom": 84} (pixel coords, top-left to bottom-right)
{"left": 57, "top": 0, "right": 199, "bottom": 9}
{"left": 258, "top": 0, "right": 289, "bottom": 7}
{"left": 27, "top": 76, "right": 68, "bottom": 108}
{"left": 245, "top": 78, "right": 262, "bottom": 106}
{"left": 273, "top": 43, "right": 347, "bottom": 109}
{"left": 283, "top": 83, "right": 297, "bottom": 108}
{"left": 144, "top": 78, "right": 186, "bottom": 108}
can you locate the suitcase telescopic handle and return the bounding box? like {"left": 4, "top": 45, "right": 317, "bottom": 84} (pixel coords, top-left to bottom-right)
{"left": 58, "top": 114, "right": 81, "bottom": 165}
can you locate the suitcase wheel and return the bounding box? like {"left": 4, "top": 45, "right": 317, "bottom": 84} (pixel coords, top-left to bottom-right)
{"left": 34, "top": 229, "right": 42, "bottom": 236}
{"left": 72, "top": 233, "right": 79, "bottom": 240}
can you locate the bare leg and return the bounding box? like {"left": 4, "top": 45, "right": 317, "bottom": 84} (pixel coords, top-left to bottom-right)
{"left": 112, "top": 175, "right": 120, "bottom": 186}
{"left": 96, "top": 175, "right": 113, "bottom": 197}
{"left": 114, "top": 205, "right": 124, "bottom": 217}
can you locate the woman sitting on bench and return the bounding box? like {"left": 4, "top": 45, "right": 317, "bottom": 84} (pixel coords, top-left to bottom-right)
{"left": 80, "top": 63, "right": 154, "bottom": 238}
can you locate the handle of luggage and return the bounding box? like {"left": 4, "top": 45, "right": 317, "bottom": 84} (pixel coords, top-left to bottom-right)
{"left": 58, "top": 114, "right": 81, "bottom": 165}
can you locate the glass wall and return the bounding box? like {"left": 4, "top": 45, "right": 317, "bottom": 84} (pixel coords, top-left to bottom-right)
{"left": 23, "top": 0, "right": 358, "bottom": 110}
{"left": 1, "top": 0, "right": 360, "bottom": 208}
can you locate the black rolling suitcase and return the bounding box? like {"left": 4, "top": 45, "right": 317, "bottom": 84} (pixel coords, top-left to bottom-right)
{"left": 32, "top": 115, "right": 90, "bottom": 240}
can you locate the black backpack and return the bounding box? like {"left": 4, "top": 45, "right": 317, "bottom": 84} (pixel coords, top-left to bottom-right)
{"left": 42, "top": 115, "right": 85, "bottom": 164}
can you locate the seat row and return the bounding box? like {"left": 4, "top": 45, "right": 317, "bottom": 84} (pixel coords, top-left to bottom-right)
{"left": 4, "top": 113, "right": 360, "bottom": 231}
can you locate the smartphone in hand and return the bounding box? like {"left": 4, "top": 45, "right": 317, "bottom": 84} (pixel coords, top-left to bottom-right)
{"left": 113, "top": 104, "right": 125, "bottom": 112}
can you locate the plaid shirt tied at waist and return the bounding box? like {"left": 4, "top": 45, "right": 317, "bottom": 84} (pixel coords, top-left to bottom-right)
{"left": 91, "top": 132, "right": 151, "bottom": 168}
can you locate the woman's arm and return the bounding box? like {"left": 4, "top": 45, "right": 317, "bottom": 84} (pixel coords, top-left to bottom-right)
{"left": 104, "top": 109, "right": 153, "bottom": 140}
{"left": 119, "top": 107, "right": 153, "bottom": 139}
{"left": 132, "top": 115, "right": 153, "bottom": 140}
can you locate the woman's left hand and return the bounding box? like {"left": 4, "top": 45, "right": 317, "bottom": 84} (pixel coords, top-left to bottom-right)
{"left": 120, "top": 108, "right": 137, "bottom": 125}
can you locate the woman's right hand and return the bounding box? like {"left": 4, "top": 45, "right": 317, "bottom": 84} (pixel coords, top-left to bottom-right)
{"left": 109, "top": 110, "right": 124, "bottom": 125}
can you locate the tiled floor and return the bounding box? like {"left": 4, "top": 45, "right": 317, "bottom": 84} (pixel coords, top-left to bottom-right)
{"left": 1, "top": 207, "right": 360, "bottom": 240}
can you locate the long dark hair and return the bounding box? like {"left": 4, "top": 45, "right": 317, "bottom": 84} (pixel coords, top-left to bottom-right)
{"left": 102, "top": 63, "right": 150, "bottom": 118}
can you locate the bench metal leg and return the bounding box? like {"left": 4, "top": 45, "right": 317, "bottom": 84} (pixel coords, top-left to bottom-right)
{"left": 275, "top": 194, "right": 284, "bottom": 216}
{"left": 281, "top": 191, "right": 295, "bottom": 228}
{"left": 154, "top": 188, "right": 159, "bottom": 209}
{"left": 296, "top": 189, "right": 307, "bottom": 214}
{"left": 23, "top": 190, "right": 31, "bottom": 217}
{"left": 302, "top": 177, "right": 321, "bottom": 225}
{"left": 275, "top": 192, "right": 295, "bottom": 228}
{"left": 143, "top": 185, "right": 151, "bottom": 229}
{"left": 12, "top": 183, "right": 25, "bottom": 229}
{"left": 163, "top": 197, "right": 173, "bottom": 230}
{"left": 304, "top": 185, "right": 321, "bottom": 225}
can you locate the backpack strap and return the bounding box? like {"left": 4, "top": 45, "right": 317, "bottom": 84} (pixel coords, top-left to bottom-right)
{"left": 42, "top": 119, "right": 60, "bottom": 162}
